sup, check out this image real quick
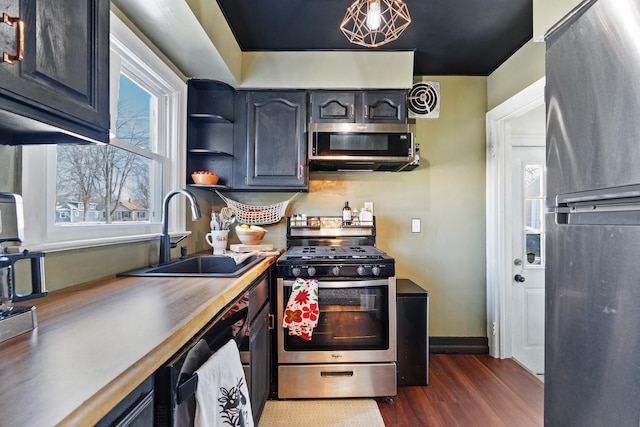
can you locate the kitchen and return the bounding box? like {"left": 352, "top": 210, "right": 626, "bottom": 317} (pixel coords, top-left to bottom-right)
{"left": 1, "top": 0, "right": 633, "bottom": 426}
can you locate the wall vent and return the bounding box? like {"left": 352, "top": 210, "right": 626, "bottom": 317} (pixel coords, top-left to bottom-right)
{"left": 408, "top": 81, "right": 440, "bottom": 119}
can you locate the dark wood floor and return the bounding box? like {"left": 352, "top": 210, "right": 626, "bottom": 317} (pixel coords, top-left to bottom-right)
{"left": 377, "top": 354, "right": 544, "bottom": 427}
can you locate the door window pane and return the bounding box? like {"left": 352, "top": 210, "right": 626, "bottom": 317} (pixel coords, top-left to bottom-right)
{"left": 525, "top": 199, "right": 543, "bottom": 232}
{"left": 524, "top": 165, "right": 543, "bottom": 198}
{"left": 524, "top": 164, "right": 544, "bottom": 266}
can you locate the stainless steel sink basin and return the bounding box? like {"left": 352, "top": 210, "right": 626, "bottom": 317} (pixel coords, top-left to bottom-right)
{"left": 118, "top": 256, "right": 262, "bottom": 278}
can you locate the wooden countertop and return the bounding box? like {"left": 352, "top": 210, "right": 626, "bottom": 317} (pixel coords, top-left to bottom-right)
{"left": 0, "top": 254, "right": 278, "bottom": 427}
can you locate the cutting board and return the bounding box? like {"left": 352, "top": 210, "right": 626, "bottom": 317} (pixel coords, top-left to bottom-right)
{"left": 230, "top": 243, "right": 274, "bottom": 253}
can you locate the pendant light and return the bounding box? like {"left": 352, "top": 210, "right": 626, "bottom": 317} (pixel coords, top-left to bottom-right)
{"left": 340, "top": 0, "right": 412, "bottom": 48}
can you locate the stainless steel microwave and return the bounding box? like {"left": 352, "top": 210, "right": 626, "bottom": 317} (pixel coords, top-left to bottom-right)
{"left": 308, "top": 123, "right": 418, "bottom": 172}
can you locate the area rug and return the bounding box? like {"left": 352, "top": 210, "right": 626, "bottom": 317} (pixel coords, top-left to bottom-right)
{"left": 257, "top": 399, "right": 384, "bottom": 427}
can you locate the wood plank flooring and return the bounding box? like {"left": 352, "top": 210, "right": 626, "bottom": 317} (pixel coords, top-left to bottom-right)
{"left": 377, "top": 354, "right": 544, "bottom": 427}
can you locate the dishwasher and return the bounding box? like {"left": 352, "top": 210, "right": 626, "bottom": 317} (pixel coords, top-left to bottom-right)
{"left": 154, "top": 304, "right": 249, "bottom": 427}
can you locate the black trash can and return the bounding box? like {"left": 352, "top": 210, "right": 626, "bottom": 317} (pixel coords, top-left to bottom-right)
{"left": 396, "top": 279, "right": 429, "bottom": 386}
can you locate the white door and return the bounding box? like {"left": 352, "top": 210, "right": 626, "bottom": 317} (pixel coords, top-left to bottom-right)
{"left": 511, "top": 146, "right": 545, "bottom": 375}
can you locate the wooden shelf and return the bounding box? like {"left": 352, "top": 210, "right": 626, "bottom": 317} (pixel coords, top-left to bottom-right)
{"left": 188, "top": 148, "right": 232, "bottom": 156}
{"left": 188, "top": 183, "right": 230, "bottom": 190}
{"left": 189, "top": 113, "right": 232, "bottom": 124}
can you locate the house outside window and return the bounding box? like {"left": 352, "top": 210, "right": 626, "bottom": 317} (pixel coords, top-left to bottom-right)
{"left": 20, "top": 13, "right": 187, "bottom": 251}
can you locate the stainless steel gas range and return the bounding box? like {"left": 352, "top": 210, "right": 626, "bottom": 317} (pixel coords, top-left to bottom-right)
{"left": 276, "top": 216, "right": 397, "bottom": 399}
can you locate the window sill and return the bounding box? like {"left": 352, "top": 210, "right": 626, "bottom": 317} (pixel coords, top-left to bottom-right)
{"left": 6, "top": 232, "right": 191, "bottom": 254}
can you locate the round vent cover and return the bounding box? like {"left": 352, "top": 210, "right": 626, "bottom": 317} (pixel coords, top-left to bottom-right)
{"left": 408, "top": 81, "right": 439, "bottom": 116}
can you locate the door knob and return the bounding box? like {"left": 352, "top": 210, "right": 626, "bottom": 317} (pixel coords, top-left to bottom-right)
{"left": 514, "top": 274, "right": 526, "bottom": 283}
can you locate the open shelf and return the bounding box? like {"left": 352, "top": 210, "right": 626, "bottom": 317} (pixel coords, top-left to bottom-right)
{"left": 188, "top": 148, "right": 232, "bottom": 156}
{"left": 188, "top": 113, "right": 232, "bottom": 124}
{"left": 188, "top": 184, "right": 230, "bottom": 190}
{"left": 187, "top": 79, "right": 236, "bottom": 188}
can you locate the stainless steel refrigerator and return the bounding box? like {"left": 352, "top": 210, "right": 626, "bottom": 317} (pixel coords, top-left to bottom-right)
{"left": 545, "top": 0, "right": 640, "bottom": 425}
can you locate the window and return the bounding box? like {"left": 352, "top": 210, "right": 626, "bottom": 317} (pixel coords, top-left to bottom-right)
{"left": 20, "top": 13, "right": 187, "bottom": 251}
{"left": 55, "top": 74, "right": 160, "bottom": 227}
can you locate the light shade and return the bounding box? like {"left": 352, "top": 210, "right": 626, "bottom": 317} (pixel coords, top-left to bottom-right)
{"left": 340, "top": 0, "right": 412, "bottom": 48}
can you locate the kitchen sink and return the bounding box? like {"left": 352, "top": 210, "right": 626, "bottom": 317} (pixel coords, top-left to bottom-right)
{"left": 118, "top": 256, "right": 262, "bottom": 278}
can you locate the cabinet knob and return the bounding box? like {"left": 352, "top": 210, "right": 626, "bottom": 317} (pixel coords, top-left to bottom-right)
{"left": 2, "top": 13, "right": 25, "bottom": 64}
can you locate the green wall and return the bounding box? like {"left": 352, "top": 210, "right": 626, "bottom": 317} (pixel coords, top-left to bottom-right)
{"left": 0, "top": 76, "right": 488, "bottom": 337}
{"left": 534, "top": 0, "right": 583, "bottom": 41}
{"left": 210, "top": 76, "right": 488, "bottom": 337}
{"left": 0, "top": 146, "right": 20, "bottom": 192}
{"left": 487, "top": 39, "right": 546, "bottom": 111}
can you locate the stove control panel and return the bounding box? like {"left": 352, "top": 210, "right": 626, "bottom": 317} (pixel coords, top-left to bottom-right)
{"left": 282, "top": 264, "right": 393, "bottom": 279}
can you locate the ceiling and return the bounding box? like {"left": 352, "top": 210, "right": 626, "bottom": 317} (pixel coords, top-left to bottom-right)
{"left": 215, "top": 0, "right": 533, "bottom": 76}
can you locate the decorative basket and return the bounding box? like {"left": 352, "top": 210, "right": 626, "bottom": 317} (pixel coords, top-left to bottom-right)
{"left": 215, "top": 191, "right": 299, "bottom": 225}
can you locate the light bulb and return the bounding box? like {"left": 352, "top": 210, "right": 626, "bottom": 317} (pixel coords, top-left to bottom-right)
{"left": 366, "top": 0, "right": 382, "bottom": 30}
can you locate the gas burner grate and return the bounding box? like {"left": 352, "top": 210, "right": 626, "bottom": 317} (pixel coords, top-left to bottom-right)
{"left": 283, "top": 245, "right": 387, "bottom": 260}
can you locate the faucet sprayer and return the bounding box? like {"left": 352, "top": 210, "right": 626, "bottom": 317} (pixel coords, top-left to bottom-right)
{"left": 159, "top": 188, "right": 202, "bottom": 265}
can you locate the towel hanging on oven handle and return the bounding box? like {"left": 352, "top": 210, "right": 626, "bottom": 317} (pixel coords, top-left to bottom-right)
{"left": 176, "top": 307, "right": 249, "bottom": 405}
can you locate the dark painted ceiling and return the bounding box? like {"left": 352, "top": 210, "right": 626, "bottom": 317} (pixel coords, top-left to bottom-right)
{"left": 215, "top": 0, "right": 533, "bottom": 76}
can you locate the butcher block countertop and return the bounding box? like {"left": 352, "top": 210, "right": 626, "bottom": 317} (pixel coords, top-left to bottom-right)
{"left": 0, "top": 254, "right": 279, "bottom": 427}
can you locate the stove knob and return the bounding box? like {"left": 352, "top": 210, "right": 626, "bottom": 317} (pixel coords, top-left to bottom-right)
{"left": 371, "top": 266, "right": 381, "bottom": 276}
{"left": 307, "top": 266, "right": 317, "bottom": 276}
{"left": 332, "top": 266, "right": 341, "bottom": 276}
{"left": 357, "top": 266, "right": 367, "bottom": 276}
{"left": 291, "top": 267, "right": 301, "bottom": 277}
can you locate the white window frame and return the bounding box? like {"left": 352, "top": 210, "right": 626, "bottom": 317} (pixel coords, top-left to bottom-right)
{"left": 20, "top": 13, "right": 187, "bottom": 252}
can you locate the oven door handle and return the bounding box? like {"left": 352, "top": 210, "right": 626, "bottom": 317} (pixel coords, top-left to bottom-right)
{"left": 320, "top": 370, "right": 354, "bottom": 377}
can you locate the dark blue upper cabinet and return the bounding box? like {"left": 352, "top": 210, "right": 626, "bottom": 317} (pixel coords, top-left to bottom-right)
{"left": 309, "top": 90, "right": 407, "bottom": 124}
{"left": 235, "top": 91, "right": 308, "bottom": 191}
{"left": 0, "top": 0, "right": 109, "bottom": 145}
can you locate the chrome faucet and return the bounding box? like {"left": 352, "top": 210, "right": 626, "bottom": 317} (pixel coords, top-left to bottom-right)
{"left": 159, "top": 188, "right": 202, "bottom": 265}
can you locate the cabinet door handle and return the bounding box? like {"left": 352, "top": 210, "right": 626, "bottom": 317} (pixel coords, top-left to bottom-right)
{"left": 299, "top": 164, "right": 305, "bottom": 179}
{"left": 268, "top": 313, "right": 275, "bottom": 330}
{"left": 2, "top": 13, "right": 24, "bottom": 64}
{"left": 350, "top": 104, "right": 355, "bottom": 119}
{"left": 364, "top": 104, "right": 369, "bottom": 118}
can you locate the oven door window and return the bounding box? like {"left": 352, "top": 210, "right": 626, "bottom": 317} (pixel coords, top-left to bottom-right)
{"left": 283, "top": 282, "right": 389, "bottom": 351}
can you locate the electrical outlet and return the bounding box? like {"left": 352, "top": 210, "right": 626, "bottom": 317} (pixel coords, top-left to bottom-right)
{"left": 411, "top": 218, "right": 421, "bottom": 233}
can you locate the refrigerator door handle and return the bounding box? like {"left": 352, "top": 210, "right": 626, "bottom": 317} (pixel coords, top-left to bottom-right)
{"left": 553, "top": 184, "right": 640, "bottom": 226}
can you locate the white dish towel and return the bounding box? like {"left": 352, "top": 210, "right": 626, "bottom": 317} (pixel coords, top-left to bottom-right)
{"left": 194, "top": 339, "right": 254, "bottom": 427}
